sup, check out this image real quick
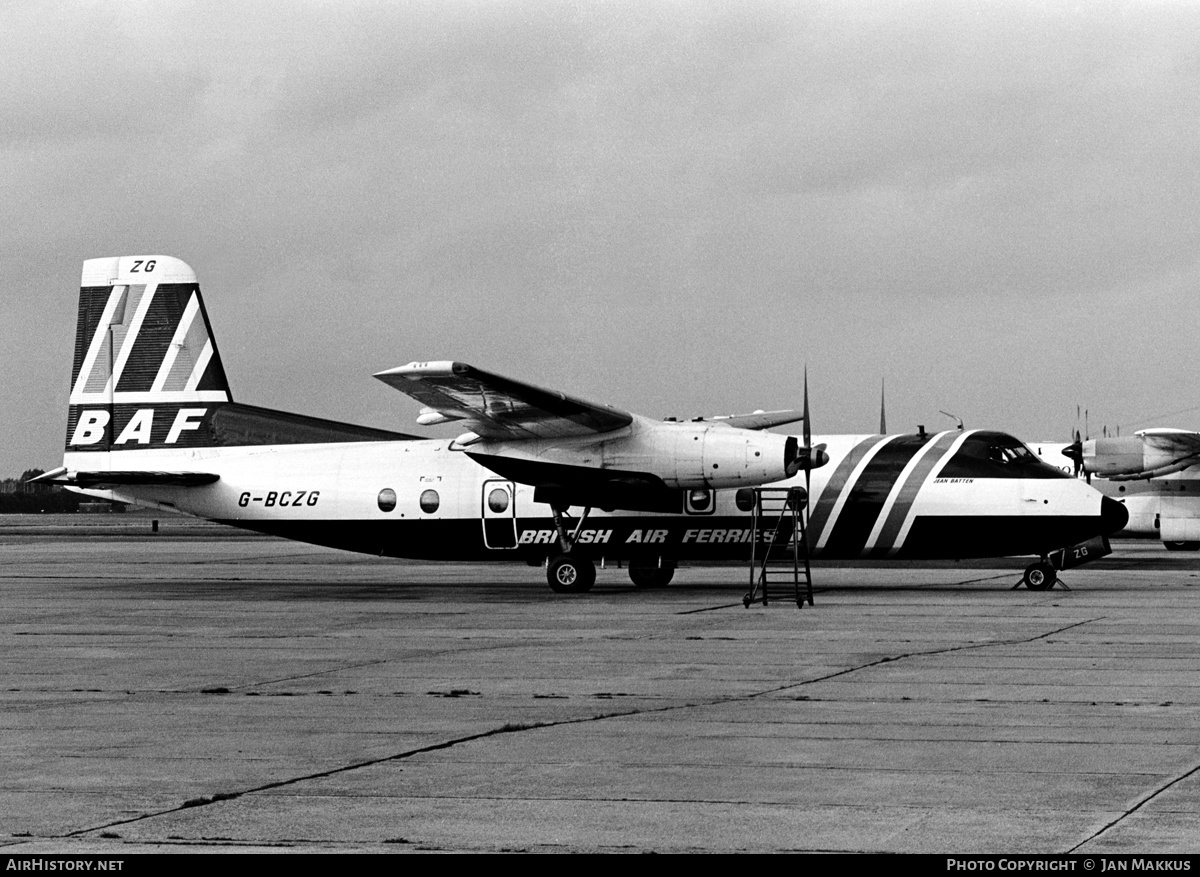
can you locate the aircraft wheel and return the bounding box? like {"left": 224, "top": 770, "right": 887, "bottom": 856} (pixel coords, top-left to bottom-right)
{"left": 629, "top": 561, "right": 675, "bottom": 589}
{"left": 1164, "top": 541, "right": 1200, "bottom": 552}
{"left": 1023, "top": 562, "right": 1056, "bottom": 591}
{"left": 547, "top": 554, "right": 595, "bottom": 594}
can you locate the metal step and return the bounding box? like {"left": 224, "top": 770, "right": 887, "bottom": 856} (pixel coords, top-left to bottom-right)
{"left": 745, "top": 487, "right": 813, "bottom": 608}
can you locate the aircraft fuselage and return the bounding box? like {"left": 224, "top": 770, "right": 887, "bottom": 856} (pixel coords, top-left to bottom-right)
{"left": 67, "top": 429, "right": 1122, "bottom": 565}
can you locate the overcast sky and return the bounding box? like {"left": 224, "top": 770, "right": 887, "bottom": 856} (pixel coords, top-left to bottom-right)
{"left": 4, "top": 0, "right": 1199, "bottom": 475}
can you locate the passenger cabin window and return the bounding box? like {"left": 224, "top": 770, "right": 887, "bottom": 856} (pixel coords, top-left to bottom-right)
{"left": 419, "top": 489, "right": 440, "bottom": 513}
{"left": 487, "top": 487, "right": 509, "bottom": 513}
{"left": 377, "top": 488, "right": 397, "bottom": 512}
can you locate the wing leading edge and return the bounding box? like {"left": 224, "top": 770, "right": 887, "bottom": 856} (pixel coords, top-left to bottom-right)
{"left": 709, "top": 410, "right": 805, "bottom": 431}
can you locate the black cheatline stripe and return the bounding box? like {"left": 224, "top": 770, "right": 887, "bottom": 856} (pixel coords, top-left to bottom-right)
{"left": 820, "top": 434, "right": 931, "bottom": 558}
{"left": 868, "top": 431, "right": 963, "bottom": 557}
{"left": 807, "top": 435, "right": 895, "bottom": 548}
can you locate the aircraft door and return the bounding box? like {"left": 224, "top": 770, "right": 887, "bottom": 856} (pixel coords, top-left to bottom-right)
{"left": 482, "top": 480, "right": 518, "bottom": 549}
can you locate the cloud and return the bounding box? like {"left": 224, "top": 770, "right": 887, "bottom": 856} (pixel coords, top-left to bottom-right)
{"left": 5, "top": 1, "right": 1200, "bottom": 471}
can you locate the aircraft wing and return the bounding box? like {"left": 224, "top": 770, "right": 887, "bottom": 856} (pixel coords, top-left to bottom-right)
{"left": 709, "top": 410, "right": 804, "bottom": 431}
{"left": 1139, "top": 429, "right": 1200, "bottom": 474}
{"left": 374, "top": 361, "right": 634, "bottom": 440}
{"left": 1140, "top": 429, "right": 1200, "bottom": 453}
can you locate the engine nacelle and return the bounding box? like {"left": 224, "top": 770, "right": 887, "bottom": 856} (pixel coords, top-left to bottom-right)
{"left": 470, "top": 416, "right": 828, "bottom": 492}
{"left": 1085, "top": 434, "right": 1199, "bottom": 480}
{"left": 600, "top": 419, "right": 803, "bottom": 489}
{"left": 1083, "top": 436, "right": 1146, "bottom": 477}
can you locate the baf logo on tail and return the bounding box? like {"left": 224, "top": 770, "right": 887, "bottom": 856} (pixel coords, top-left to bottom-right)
{"left": 67, "top": 256, "right": 231, "bottom": 451}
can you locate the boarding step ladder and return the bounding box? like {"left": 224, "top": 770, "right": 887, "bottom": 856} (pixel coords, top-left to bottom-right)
{"left": 743, "top": 486, "right": 813, "bottom": 608}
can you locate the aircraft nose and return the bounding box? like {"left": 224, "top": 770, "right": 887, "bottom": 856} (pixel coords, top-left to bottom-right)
{"left": 1100, "top": 496, "right": 1129, "bottom": 535}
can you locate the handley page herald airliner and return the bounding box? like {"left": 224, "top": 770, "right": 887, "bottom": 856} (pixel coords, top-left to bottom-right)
{"left": 38, "top": 256, "right": 1127, "bottom": 593}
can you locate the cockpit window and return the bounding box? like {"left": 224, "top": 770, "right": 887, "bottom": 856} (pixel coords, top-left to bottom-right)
{"left": 938, "top": 432, "right": 1070, "bottom": 479}
{"left": 987, "top": 443, "right": 1038, "bottom": 465}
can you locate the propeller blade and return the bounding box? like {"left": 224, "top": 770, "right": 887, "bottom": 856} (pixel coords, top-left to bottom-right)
{"left": 803, "top": 367, "right": 811, "bottom": 451}
{"left": 803, "top": 367, "right": 812, "bottom": 508}
{"left": 879, "top": 377, "right": 886, "bottom": 434}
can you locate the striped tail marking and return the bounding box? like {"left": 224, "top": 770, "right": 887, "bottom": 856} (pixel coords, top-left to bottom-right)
{"left": 66, "top": 256, "right": 230, "bottom": 450}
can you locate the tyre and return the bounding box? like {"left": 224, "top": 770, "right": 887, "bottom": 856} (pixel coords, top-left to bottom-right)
{"left": 547, "top": 554, "right": 596, "bottom": 593}
{"left": 1023, "top": 562, "right": 1055, "bottom": 591}
{"left": 629, "top": 561, "right": 676, "bottom": 589}
{"left": 1164, "top": 541, "right": 1200, "bottom": 552}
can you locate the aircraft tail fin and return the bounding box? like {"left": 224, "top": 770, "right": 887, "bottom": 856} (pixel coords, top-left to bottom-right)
{"left": 66, "top": 256, "right": 232, "bottom": 452}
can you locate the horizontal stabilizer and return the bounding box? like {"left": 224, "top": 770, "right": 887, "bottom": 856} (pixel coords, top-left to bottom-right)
{"left": 31, "top": 467, "right": 219, "bottom": 488}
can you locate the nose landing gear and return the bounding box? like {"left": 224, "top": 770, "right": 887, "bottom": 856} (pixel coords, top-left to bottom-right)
{"left": 1021, "top": 559, "right": 1058, "bottom": 591}
{"left": 1018, "top": 535, "right": 1112, "bottom": 591}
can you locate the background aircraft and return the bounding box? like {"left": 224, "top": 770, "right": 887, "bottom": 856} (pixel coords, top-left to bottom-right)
{"left": 1033, "top": 430, "right": 1200, "bottom": 550}
{"left": 40, "top": 255, "right": 1127, "bottom": 593}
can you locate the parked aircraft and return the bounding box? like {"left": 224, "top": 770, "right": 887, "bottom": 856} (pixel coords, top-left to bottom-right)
{"left": 39, "top": 256, "right": 1127, "bottom": 593}
{"left": 1033, "top": 431, "right": 1200, "bottom": 550}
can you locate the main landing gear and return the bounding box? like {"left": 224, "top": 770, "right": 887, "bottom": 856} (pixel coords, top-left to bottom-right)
{"left": 545, "top": 505, "right": 596, "bottom": 594}
{"left": 628, "top": 560, "right": 675, "bottom": 589}
{"left": 547, "top": 553, "right": 596, "bottom": 594}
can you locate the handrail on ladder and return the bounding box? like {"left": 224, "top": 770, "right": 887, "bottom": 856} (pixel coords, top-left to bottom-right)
{"left": 744, "top": 486, "right": 813, "bottom": 608}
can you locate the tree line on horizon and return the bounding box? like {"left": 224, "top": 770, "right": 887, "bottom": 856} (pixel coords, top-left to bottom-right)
{"left": 0, "top": 469, "right": 91, "bottom": 513}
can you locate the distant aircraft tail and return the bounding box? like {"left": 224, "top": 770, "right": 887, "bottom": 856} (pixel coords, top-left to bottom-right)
{"left": 66, "top": 255, "right": 232, "bottom": 452}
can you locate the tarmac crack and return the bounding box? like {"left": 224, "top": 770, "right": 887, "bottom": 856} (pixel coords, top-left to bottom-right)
{"left": 237, "top": 658, "right": 392, "bottom": 689}
{"left": 1068, "top": 759, "right": 1200, "bottom": 853}
{"left": 744, "top": 617, "right": 1102, "bottom": 697}
{"left": 60, "top": 713, "right": 641, "bottom": 839}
